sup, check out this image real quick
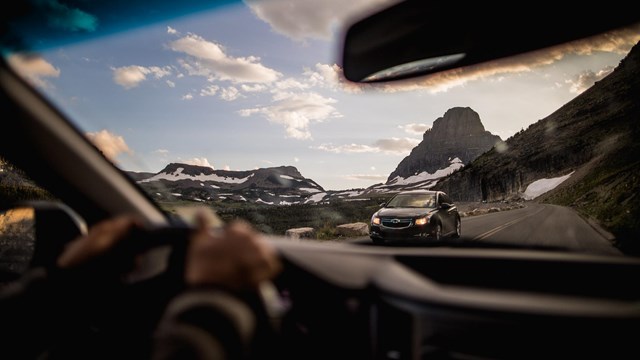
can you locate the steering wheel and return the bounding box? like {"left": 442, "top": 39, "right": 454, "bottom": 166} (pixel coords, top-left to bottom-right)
{"left": 115, "top": 224, "right": 287, "bottom": 360}
{"left": 26, "top": 221, "right": 287, "bottom": 360}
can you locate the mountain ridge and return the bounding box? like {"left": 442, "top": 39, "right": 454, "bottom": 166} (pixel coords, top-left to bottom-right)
{"left": 127, "top": 162, "right": 329, "bottom": 205}
{"left": 388, "top": 106, "right": 502, "bottom": 182}
{"left": 433, "top": 41, "right": 640, "bottom": 251}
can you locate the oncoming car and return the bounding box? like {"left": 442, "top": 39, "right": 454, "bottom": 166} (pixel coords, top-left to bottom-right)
{"left": 2, "top": 0, "right": 640, "bottom": 359}
{"left": 370, "top": 190, "right": 461, "bottom": 243}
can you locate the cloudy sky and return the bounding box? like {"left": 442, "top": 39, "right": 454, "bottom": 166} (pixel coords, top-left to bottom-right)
{"left": 8, "top": 0, "right": 640, "bottom": 190}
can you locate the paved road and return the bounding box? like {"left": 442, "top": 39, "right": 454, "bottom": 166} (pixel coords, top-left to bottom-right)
{"left": 351, "top": 203, "right": 621, "bottom": 256}
{"left": 460, "top": 203, "right": 620, "bottom": 255}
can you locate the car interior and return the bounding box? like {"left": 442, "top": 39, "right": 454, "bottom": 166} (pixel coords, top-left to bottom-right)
{"left": 1, "top": 1, "right": 640, "bottom": 359}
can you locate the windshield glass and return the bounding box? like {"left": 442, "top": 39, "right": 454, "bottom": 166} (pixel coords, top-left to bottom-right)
{"left": 2, "top": 0, "right": 640, "bottom": 256}
{"left": 387, "top": 194, "right": 435, "bottom": 208}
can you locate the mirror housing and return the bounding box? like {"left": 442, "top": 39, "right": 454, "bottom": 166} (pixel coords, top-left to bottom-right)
{"left": 342, "top": 0, "right": 640, "bottom": 82}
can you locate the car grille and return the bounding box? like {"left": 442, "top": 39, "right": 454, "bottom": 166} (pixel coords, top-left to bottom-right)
{"left": 381, "top": 218, "right": 413, "bottom": 228}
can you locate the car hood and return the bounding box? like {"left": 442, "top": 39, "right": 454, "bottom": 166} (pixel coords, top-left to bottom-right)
{"left": 376, "top": 208, "right": 435, "bottom": 218}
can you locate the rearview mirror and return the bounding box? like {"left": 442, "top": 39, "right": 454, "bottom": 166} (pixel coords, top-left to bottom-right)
{"left": 341, "top": 0, "right": 640, "bottom": 82}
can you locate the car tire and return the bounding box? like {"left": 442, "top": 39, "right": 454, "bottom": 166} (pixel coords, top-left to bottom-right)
{"left": 434, "top": 223, "right": 442, "bottom": 241}
{"left": 453, "top": 217, "right": 461, "bottom": 238}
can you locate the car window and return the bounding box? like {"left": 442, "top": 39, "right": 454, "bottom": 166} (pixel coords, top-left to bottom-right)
{"left": 2, "top": 0, "right": 639, "bottom": 256}
{"left": 0, "top": 157, "right": 55, "bottom": 286}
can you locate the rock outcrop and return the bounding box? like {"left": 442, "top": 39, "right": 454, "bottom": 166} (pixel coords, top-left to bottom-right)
{"left": 388, "top": 107, "right": 501, "bottom": 182}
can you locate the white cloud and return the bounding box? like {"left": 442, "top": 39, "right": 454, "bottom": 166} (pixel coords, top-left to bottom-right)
{"left": 399, "top": 123, "right": 430, "bottom": 134}
{"left": 223, "top": 165, "right": 231, "bottom": 171}
{"left": 154, "top": 149, "right": 170, "bottom": 155}
{"left": 275, "top": 78, "right": 310, "bottom": 90}
{"left": 239, "top": 91, "right": 341, "bottom": 139}
{"left": 167, "top": 26, "right": 178, "bottom": 35}
{"left": 85, "top": 130, "right": 132, "bottom": 163}
{"left": 169, "top": 33, "right": 281, "bottom": 83}
{"left": 182, "top": 93, "right": 194, "bottom": 100}
{"left": 200, "top": 85, "right": 220, "bottom": 97}
{"left": 314, "top": 143, "right": 379, "bottom": 154}
{"left": 241, "top": 84, "right": 268, "bottom": 92}
{"left": 183, "top": 157, "right": 214, "bottom": 169}
{"left": 373, "top": 137, "right": 420, "bottom": 154}
{"left": 304, "top": 63, "right": 368, "bottom": 93}
{"left": 294, "top": 157, "right": 300, "bottom": 162}
{"left": 220, "top": 86, "right": 242, "bottom": 101}
{"left": 112, "top": 65, "right": 171, "bottom": 89}
{"left": 7, "top": 54, "right": 60, "bottom": 89}
{"left": 166, "top": 80, "right": 176, "bottom": 88}
{"left": 314, "top": 137, "right": 419, "bottom": 155}
{"left": 370, "top": 166, "right": 376, "bottom": 170}
{"left": 345, "top": 174, "right": 388, "bottom": 182}
{"left": 565, "top": 66, "right": 615, "bottom": 94}
{"left": 244, "top": 0, "right": 400, "bottom": 41}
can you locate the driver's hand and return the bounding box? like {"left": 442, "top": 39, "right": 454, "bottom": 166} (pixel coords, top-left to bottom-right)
{"left": 185, "top": 213, "right": 281, "bottom": 290}
{"left": 57, "top": 215, "right": 142, "bottom": 269}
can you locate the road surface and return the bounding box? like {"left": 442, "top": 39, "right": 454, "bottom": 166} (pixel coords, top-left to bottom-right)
{"left": 352, "top": 203, "right": 621, "bottom": 256}
{"left": 460, "top": 203, "right": 620, "bottom": 255}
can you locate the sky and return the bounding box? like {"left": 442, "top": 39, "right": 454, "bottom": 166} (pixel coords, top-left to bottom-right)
{"left": 7, "top": 0, "right": 640, "bottom": 190}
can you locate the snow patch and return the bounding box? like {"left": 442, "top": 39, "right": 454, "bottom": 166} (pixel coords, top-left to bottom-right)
{"left": 305, "top": 192, "right": 327, "bottom": 203}
{"left": 523, "top": 171, "right": 574, "bottom": 200}
{"left": 390, "top": 158, "right": 463, "bottom": 186}
{"left": 279, "top": 175, "right": 301, "bottom": 181}
{"left": 256, "top": 198, "right": 274, "bottom": 205}
{"left": 336, "top": 190, "right": 362, "bottom": 197}
{"left": 299, "top": 187, "right": 321, "bottom": 193}
{"left": 140, "top": 167, "right": 253, "bottom": 184}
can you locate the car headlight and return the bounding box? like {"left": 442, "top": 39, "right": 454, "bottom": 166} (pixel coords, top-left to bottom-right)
{"left": 372, "top": 216, "right": 381, "bottom": 225}
{"left": 415, "top": 216, "right": 429, "bottom": 226}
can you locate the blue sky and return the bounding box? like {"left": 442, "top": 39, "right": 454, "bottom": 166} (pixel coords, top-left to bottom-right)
{"left": 8, "top": 0, "right": 640, "bottom": 190}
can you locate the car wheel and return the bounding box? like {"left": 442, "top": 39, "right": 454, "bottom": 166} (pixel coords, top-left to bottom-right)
{"left": 453, "top": 217, "right": 461, "bottom": 238}
{"left": 371, "top": 236, "right": 383, "bottom": 245}
{"left": 434, "top": 223, "right": 442, "bottom": 241}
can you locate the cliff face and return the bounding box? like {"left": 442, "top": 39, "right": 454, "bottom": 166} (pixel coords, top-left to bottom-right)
{"left": 433, "top": 42, "right": 640, "bottom": 250}
{"left": 388, "top": 107, "right": 501, "bottom": 182}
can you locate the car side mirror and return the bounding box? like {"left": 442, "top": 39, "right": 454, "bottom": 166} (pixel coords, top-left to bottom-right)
{"left": 0, "top": 201, "right": 87, "bottom": 280}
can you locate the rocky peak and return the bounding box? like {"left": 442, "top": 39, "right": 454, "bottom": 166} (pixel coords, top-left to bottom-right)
{"left": 388, "top": 107, "right": 501, "bottom": 182}
{"left": 159, "top": 163, "right": 216, "bottom": 176}
{"left": 428, "top": 107, "right": 487, "bottom": 139}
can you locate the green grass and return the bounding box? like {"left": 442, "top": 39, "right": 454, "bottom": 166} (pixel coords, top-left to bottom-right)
{"left": 158, "top": 197, "right": 384, "bottom": 237}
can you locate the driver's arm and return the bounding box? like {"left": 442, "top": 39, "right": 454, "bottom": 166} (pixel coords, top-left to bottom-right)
{"left": 152, "top": 213, "right": 282, "bottom": 360}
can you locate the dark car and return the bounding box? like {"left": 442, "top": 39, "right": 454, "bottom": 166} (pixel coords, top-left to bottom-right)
{"left": 370, "top": 190, "right": 461, "bottom": 243}
{"left": 2, "top": 1, "right": 640, "bottom": 360}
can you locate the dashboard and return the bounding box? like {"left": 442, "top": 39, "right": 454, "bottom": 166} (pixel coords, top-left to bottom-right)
{"left": 272, "top": 240, "right": 640, "bottom": 359}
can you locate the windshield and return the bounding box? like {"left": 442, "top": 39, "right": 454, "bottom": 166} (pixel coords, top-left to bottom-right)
{"left": 2, "top": 0, "right": 640, "bottom": 256}
{"left": 387, "top": 194, "right": 435, "bottom": 208}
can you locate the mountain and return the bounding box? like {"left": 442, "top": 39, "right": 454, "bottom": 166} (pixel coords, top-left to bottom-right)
{"left": 433, "top": 41, "right": 640, "bottom": 250}
{"left": 128, "top": 163, "right": 330, "bottom": 205}
{"left": 365, "top": 107, "right": 501, "bottom": 193}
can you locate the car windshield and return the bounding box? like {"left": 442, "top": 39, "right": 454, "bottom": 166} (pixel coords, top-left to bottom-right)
{"left": 387, "top": 194, "right": 435, "bottom": 208}
{"left": 2, "top": 0, "right": 639, "bottom": 256}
